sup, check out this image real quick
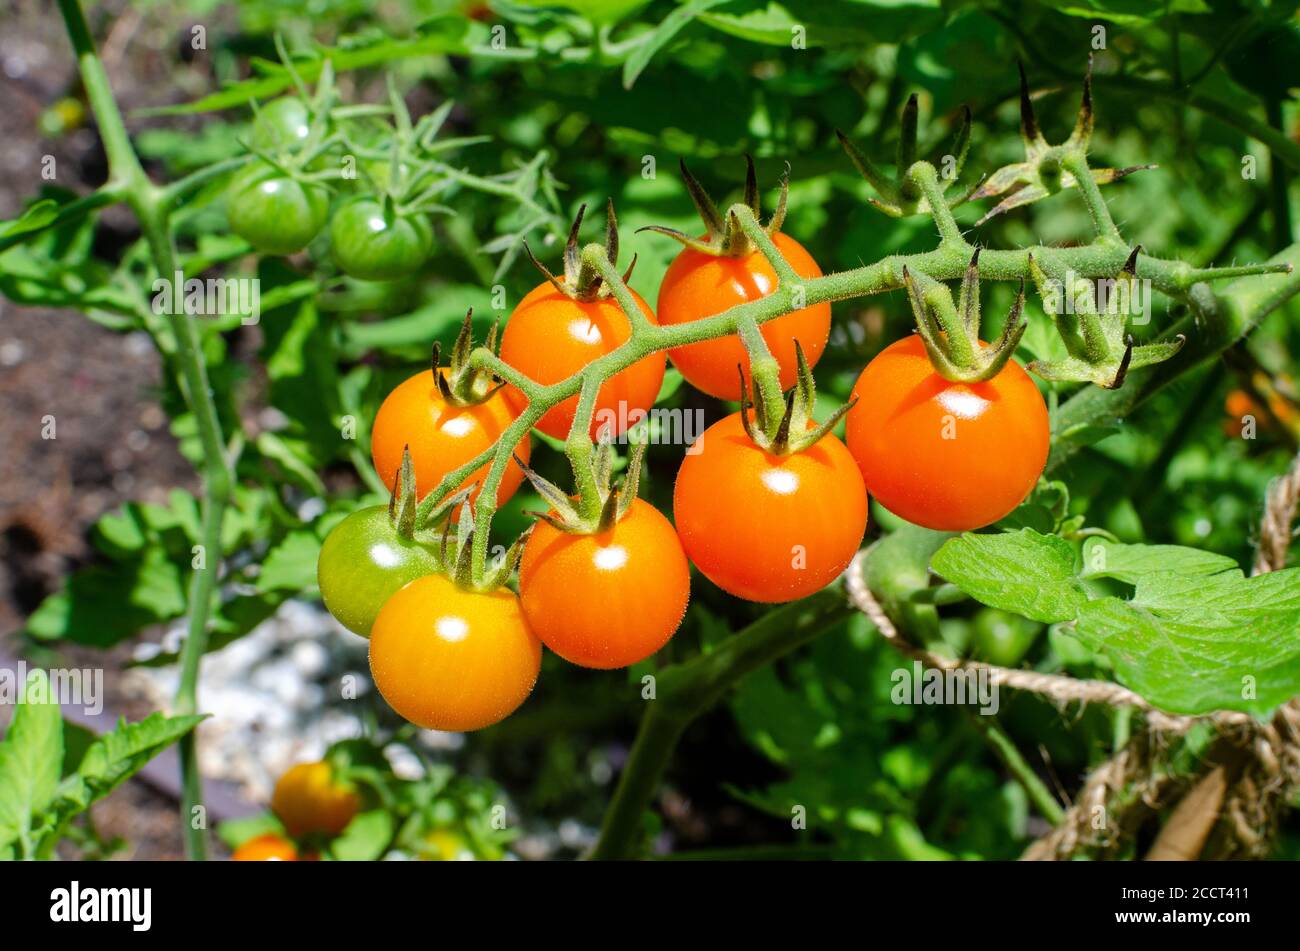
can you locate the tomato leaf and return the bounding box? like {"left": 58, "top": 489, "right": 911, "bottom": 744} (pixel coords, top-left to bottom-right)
{"left": 930, "top": 529, "right": 1088, "bottom": 624}
{"left": 933, "top": 531, "right": 1300, "bottom": 715}
{"left": 0, "top": 670, "right": 63, "bottom": 857}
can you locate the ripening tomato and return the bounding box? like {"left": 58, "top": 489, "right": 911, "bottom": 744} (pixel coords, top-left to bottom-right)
{"left": 519, "top": 498, "right": 690, "bottom": 669}
{"left": 317, "top": 506, "right": 441, "bottom": 637}
{"left": 673, "top": 413, "right": 868, "bottom": 603}
{"left": 656, "top": 232, "right": 831, "bottom": 401}
{"left": 232, "top": 833, "right": 298, "bottom": 861}
{"left": 499, "top": 283, "right": 665, "bottom": 441}
{"left": 845, "top": 334, "right": 1050, "bottom": 531}
{"left": 371, "top": 368, "right": 530, "bottom": 504}
{"left": 271, "top": 760, "right": 360, "bottom": 839}
{"left": 227, "top": 164, "right": 329, "bottom": 255}
{"left": 369, "top": 574, "right": 542, "bottom": 732}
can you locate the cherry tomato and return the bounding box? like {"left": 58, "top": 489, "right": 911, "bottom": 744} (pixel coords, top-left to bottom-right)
{"left": 656, "top": 232, "right": 831, "bottom": 400}
{"left": 232, "top": 833, "right": 298, "bottom": 861}
{"left": 971, "top": 608, "right": 1042, "bottom": 667}
{"left": 371, "top": 368, "right": 530, "bottom": 504}
{"left": 499, "top": 282, "right": 665, "bottom": 441}
{"left": 317, "top": 506, "right": 441, "bottom": 637}
{"left": 227, "top": 163, "right": 329, "bottom": 255}
{"left": 673, "top": 413, "right": 868, "bottom": 603}
{"left": 369, "top": 574, "right": 542, "bottom": 732}
{"left": 271, "top": 760, "right": 360, "bottom": 839}
{"left": 845, "top": 335, "right": 1050, "bottom": 531}
{"left": 250, "top": 98, "right": 311, "bottom": 151}
{"left": 519, "top": 498, "right": 690, "bottom": 669}
{"left": 330, "top": 198, "right": 433, "bottom": 280}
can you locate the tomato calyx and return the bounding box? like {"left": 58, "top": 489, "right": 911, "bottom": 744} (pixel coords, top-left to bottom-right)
{"left": 439, "top": 501, "right": 532, "bottom": 592}
{"left": 387, "top": 446, "right": 473, "bottom": 542}
{"left": 1027, "top": 247, "right": 1186, "bottom": 389}
{"left": 964, "top": 59, "right": 1154, "bottom": 226}
{"left": 515, "top": 429, "right": 648, "bottom": 534}
{"left": 640, "top": 155, "right": 788, "bottom": 259}
{"left": 523, "top": 200, "right": 635, "bottom": 302}
{"left": 739, "top": 341, "right": 856, "bottom": 455}
{"left": 837, "top": 93, "right": 974, "bottom": 219}
{"left": 903, "top": 249, "right": 1029, "bottom": 384}
{"left": 433, "top": 308, "right": 507, "bottom": 407}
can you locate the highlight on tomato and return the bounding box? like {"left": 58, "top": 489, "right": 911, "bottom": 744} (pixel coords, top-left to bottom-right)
{"left": 647, "top": 157, "right": 831, "bottom": 401}
{"left": 368, "top": 572, "right": 542, "bottom": 732}
{"left": 318, "top": 449, "right": 467, "bottom": 638}
{"left": 673, "top": 349, "right": 868, "bottom": 603}
{"left": 846, "top": 256, "right": 1049, "bottom": 532}
{"left": 370, "top": 311, "right": 530, "bottom": 503}
{"left": 231, "top": 832, "right": 298, "bottom": 861}
{"left": 499, "top": 201, "right": 665, "bottom": 441}
{"left": 226, "top": 161, "right": 330, "bottom": 256}
{"left": 517, "top": 435, "right": 690, "bottom": 669}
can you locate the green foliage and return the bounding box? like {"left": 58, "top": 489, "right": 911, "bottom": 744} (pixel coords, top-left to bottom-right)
{"left": 0, "top": 670, "right": 203, "bottom": 860}
{"left": 934, "top": 531, "right": 1300, "bottom": 715}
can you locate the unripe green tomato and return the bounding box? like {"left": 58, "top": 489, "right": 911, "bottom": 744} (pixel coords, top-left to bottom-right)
{"left": 227, "top": 163, "right": 329, "bottom": 255}
{"left": 250, "top": 98, "right": 312, "bottom": 151}
{"left": 316, "top": 506, "right": 441, "bottom": 637}
{"left": 971, "top": 608, "right": 1042, "bottom": 667}
{"left": 330, "top": 198, "right": 433, "bottom": 280}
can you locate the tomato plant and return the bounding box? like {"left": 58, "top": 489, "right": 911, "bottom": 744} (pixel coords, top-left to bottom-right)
{"left": 7, "top": 0, "right": 1300, "bottom": 872}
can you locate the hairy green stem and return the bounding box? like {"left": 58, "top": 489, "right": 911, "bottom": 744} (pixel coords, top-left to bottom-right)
{"left": 590, "top": 589, "right": 852, "bottom": 860}
{"left": 57, "top": 0, "right": 233, "bottom": 860}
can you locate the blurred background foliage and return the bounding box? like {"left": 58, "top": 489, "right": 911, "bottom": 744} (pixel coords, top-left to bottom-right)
{"left": 9, "top": 0, "right": 1299, "bottom": 858}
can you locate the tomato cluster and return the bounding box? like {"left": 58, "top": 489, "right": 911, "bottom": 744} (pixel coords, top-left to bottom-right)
{"left": 316, "top": 164, "right": 1051, "bottom": 736}
{"left": 225, "top": 97, "right": 437, "bottom": 281}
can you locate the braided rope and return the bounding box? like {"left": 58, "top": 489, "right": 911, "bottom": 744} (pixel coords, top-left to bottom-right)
{"left": 843, "top": 453, "right": 1300, "bottom": 860}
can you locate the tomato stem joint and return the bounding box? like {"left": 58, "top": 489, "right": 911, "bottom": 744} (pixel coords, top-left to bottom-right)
{"left": 904, "top": 250, "right": 1028, "bottom": 384}
{"left": 1027, "top": 248, "right": 1186, "bottom": 389}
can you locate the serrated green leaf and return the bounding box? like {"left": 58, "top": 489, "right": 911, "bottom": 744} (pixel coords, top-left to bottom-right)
{"left": 930, "top": 529, "right": 1088, "bottom": 623}
{"left": 330, "top": 809, "right": 394, "bottom": 861}
{"left": 0, "top": 670, "right": 63, "bottom": 857}
{"left": 258, "top": 530, "right": 322, "bottom": 593}
{"left": 51, "top": 713, "right": 205, "bottom": 824}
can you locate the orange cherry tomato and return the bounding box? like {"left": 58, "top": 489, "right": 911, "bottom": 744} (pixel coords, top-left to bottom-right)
{"left": 232, "top": 833, "right": 298, "bottom": 861}
{"left": 369, "top": 574, "right": 542, "bottom": 732}
{"left": 270, "top": 760, "right": 361, "bottom": 839}
{"left": 498, "top": 282, "right": 665, "bottom": 441}
{"left": 673, "top": 413, "right": 868, "bottom": 603}
{"left": 371, "top": 368, "right": 530, "bottom": 503}
{"left": 519, "top": 498, "right": 691, "bottom": 669}
{"left": 845, "top": 334, "right": 1050, "bottom": 531}
{"left": 656, "top": 232, "right": 831, "bottom": 401}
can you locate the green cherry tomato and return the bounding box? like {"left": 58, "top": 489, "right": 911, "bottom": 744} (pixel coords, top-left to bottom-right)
{"left": 971, "top": 608, "right": 1042, "bottom": 667}
{"left": 330, "top": 198, "right": 433, "bottom": 281}
{"left": 227, "top": 163, "right": 329, "bottom": 255}
{"left": 250, "top": 98, "right": 312, "bottom": 151}
{"left": 317, "top": 506, "right": 441, "bottom": 637}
